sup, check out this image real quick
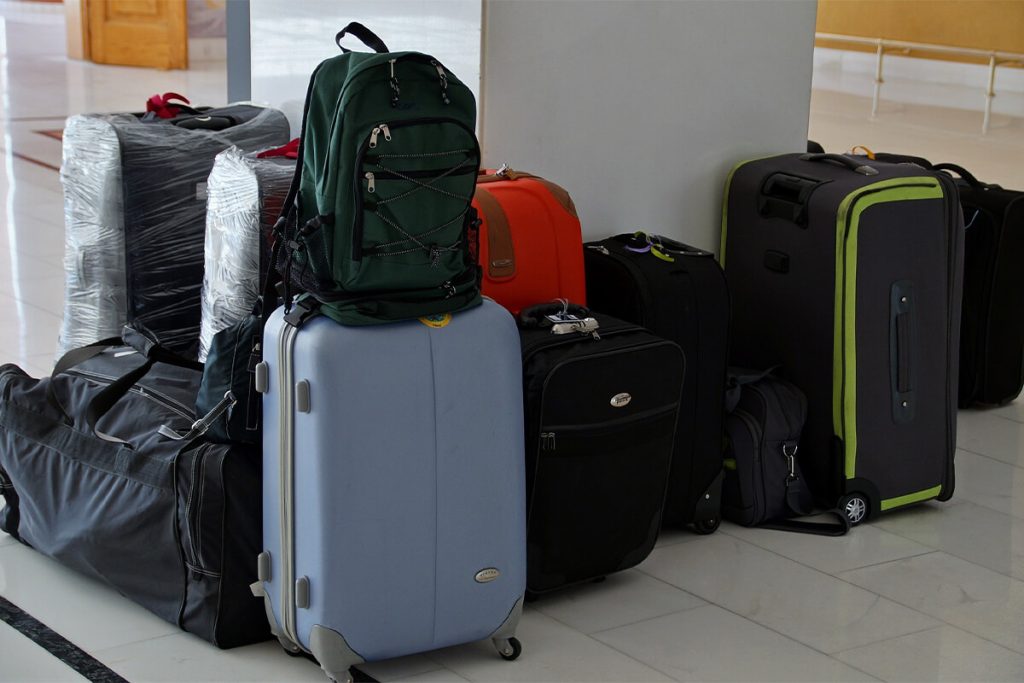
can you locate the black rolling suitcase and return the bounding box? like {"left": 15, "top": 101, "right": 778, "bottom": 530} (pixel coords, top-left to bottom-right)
{"left": 584, "top": 233, "right": 729, "bottom": 533}
{"left": 930, "top": 164, "right": 1024, "bottom": 407}
{"left": 518, "top": 303, "right": 684, "bottom": 595}
{"left": 722, "top": 152, "right": 964, "bottom": 525}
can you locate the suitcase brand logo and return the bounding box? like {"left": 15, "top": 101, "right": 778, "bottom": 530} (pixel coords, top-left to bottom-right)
{"left": 474, "top": 568, "right": 501, "bottom": 583}
{"left": 419, "top": 313, "right": 452, "bottom": 328}
{"left": 610, "top": 392, "right": 632, "bottom": 408}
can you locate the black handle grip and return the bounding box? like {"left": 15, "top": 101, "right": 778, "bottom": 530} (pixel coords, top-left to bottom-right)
{"left": 758, "top": 173, "right": 822, "bottom": 225}
{"left": 932, "top": 163, "right": 985, "bottom": 190}
{"left": 335, "top": 22, "right": 390, "bottom": 53}
{"left": 800, "top": 153, "right": 879, "bottom": 176}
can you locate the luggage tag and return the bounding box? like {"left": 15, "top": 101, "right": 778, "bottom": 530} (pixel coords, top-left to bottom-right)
{"left": 545, "top": 299, "right": 600, "bottom": 338}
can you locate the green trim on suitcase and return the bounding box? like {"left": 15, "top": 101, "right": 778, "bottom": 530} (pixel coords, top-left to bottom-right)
{"left": 832, "top": 177, "right": 945, "bottom": 482}
{"left": 720, "top": 156, "right": 775, "bottom": 265}
{"left": 880, "top": 485, "right": 943, "bottom": 511}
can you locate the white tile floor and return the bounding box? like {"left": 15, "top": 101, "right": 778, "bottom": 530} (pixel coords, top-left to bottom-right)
{"left": 0, "top": 9, "right": 1023, "bottom": 682}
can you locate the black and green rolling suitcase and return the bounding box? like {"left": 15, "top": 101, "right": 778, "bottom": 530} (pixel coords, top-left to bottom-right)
{"left": 721, "top": 153, "right": 964, "bottom": 525}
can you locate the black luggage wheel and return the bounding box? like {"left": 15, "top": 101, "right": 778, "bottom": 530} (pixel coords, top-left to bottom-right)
{"left": 494, "top": 636, "right": 522, "bottom": 661}
{"left": 692, "top": 516, "right": 721, "bottom": 535}
{"left": 838, "top": 493, "right": 870, "bottom": 525}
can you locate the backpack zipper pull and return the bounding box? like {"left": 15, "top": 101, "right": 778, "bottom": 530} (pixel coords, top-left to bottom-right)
{"left": 587, "top": 245, "right": 610, "bottom": 255}
{"left": 365, "top": 172, "right": 375, "bottom": 193}
{"left": 369, "top": 124, "right": 391, "bottom": 149}
{"left": 431, "top": 59, "right": 450, "bottom": 104}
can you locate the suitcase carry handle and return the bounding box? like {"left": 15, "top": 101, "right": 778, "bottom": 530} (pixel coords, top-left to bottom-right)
{"left": 335, "top": 22, "right": 390, "bottom": 53}
{"left": 758, "top": 173, "right": 821, "bottom": 225}
{"left": 799, "top": 153, "right": 878, "bottom": 176}
{"left": 932, "top": 163, "right": 986, "bottom": 190}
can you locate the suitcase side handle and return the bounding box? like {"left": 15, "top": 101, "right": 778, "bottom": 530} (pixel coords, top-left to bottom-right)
{"left": 799, "top": 153, "right": 878, "bottom": 176}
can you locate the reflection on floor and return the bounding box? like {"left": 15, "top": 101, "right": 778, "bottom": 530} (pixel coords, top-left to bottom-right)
{"left": 1, "top": 11, "right": 1024, "bottom": 683}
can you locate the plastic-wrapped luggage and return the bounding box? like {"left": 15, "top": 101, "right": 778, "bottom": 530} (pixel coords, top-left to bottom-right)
{"left": 198, "top": 147, "right": 294, "bottom": 362}
{"left": 58, "top": 105, "right": 290, "bottom": 358}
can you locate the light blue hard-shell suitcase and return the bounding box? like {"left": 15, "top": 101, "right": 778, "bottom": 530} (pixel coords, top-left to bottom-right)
{"left": 253, "top": 299, "right": 526, "bottom": 683}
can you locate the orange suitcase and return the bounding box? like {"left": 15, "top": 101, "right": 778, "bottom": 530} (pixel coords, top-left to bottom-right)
{"left": 473, "top": 167, "right": 586, "bottom": 314}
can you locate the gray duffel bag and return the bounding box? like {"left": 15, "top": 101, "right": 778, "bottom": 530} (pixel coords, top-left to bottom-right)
{"left": 0, "top": 330, "right": 268, "bottom": 648}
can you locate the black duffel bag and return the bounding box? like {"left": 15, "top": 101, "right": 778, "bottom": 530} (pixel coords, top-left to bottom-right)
{"left": 722, "top": 369, "right": 850, "bottom": 536}
{"left": 0, "top": 330, "right": 268, "bottom": 648}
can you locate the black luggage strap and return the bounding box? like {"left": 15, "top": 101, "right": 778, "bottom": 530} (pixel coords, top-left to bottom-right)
{"left": 759, "top": 442, "right": 850, "bottom": 536}
{"left": 758, "top": 510, "right": 850, "bottom": 537}
{"left": 283, "top": 296, "right": 321, "bottom": 328}
{"left": 159, "top": 391, "right": 237, "bottom": 442}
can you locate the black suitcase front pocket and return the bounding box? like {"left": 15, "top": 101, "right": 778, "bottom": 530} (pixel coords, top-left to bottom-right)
{"left": 528, "top": 405, "right": 678, "bottom": 593}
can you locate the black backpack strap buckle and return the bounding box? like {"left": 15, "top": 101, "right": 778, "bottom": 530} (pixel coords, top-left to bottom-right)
{"left": 284, "top": 297, "right": 320, "bottom": 328}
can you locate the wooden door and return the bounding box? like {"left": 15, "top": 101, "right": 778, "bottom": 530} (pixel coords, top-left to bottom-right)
{"left": 87, "top": 0, "right": 188, "bottom": 70}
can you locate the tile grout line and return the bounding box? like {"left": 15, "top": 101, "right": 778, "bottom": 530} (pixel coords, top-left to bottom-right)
{"left": 528, "top": 604, "right": 694, "bottom": 682}
{"left": 956, "top": 444, "right": 1024, "bottom": 472}
{"left": 870, "top": 498, "right": 1024, "bottom": 584}
{"left": 632, "top": 561, "right": 887, "bottom": 678}
{"left": 716, "top": 525, "right": 941, "bottom": 574}
{"left": 636, "top": 535, "right": 944, "bottom": 656}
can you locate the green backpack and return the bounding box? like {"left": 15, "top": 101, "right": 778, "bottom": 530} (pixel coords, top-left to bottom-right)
{"left": 277, "top": 23, "right": 482, "bottom": 325}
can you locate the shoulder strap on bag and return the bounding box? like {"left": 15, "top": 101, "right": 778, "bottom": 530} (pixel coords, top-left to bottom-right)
{"left": 759, "top": 510, "right": 850, "bottom": 536}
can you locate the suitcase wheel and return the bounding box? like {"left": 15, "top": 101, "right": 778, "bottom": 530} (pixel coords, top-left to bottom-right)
{"left": 692, "top": 516, "right": 721, "bottom": 535}
{"left": 494, "top": 636, "right": 522, "bottom": 661}
{"left": 839, "top": 493, "right": 870, "bottom": 526}
{"left": 326, "top": 672, "right": 353, "bottom": 683}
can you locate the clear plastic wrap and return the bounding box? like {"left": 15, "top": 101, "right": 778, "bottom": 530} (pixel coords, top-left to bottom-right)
{"left": 59, "top": 114, "right": 134, "bottom": 355}
{"left": 198, "top": 148, "right": 295, "bottom": 362}
{"left": 58, "top": 105, "right": 291, "bottom": 358}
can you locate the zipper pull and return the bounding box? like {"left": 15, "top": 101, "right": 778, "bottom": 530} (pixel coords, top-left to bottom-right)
{"left": 431, "top": 59, "right": 450, "bottom": 104}
{"left": 365, "top": 172, "right": 375, "bottom": 193}
{"left": 370, "top": 126, "right": 380, "bottom": 149}
{"left": 380, "top": 123, "right": 391, "bottom": 141}
{"left": 587, "top": 245, "right": 610, "bottom": 255}
{"left": 389, "top": 59, "right": 400, "bottom": 107}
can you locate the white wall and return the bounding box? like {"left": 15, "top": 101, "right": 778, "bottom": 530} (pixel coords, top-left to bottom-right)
{"left": 480, "top": 0, "right": 818, "bottom": 250}
{"left": 250, "top": 0, "right": 482, "bottom": 136}
{"left": 249, "top": 0, "right": 818, "bottom": 252}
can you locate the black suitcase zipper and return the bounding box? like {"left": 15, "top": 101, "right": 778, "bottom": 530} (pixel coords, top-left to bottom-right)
{"left": 183, "top": 444, "right": 216, "bottom": 578}
{"left": 539, "top": 403, "right": 680, "bottom": 452}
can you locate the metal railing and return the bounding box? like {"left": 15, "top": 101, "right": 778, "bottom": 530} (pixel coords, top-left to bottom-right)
{"left": 816, "top": 32, "right": 1024, "bottom": 134}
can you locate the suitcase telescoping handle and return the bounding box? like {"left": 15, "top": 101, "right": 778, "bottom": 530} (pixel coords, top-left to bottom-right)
{"left": 799, "top": 153, "right": 878, "bottom": 176}
{"left": 335, "top": 22, "right": 390, "bottom": 53}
